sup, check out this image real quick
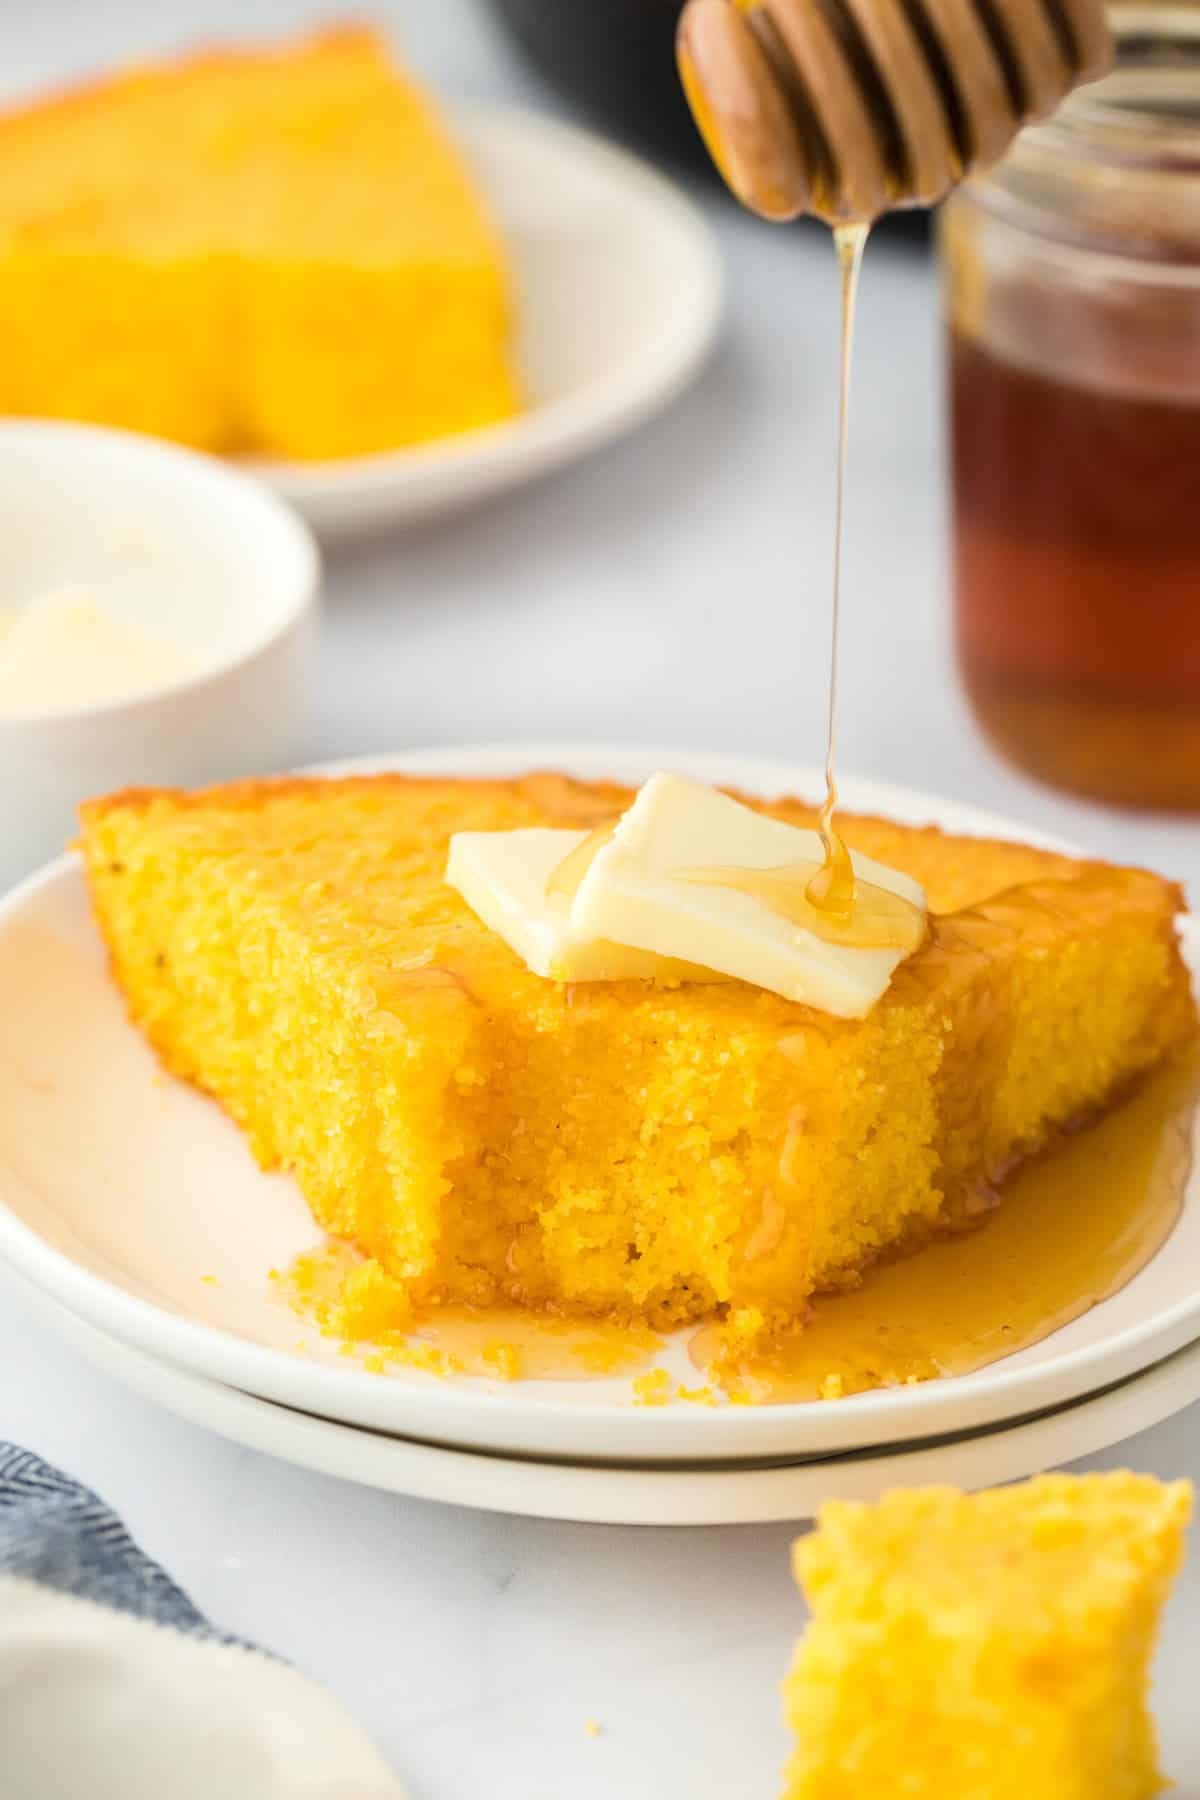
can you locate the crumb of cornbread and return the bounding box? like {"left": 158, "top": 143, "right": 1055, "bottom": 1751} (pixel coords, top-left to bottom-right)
{"left": 274, "top": 1252, "right": 457, "bottom": 1377}
{"left": 278, "top": 1240, "right": 658, "bottom": 1381}
{"left": 632, "top": 1370, "right": 718, "bottom": 1407}
{"left": 0, "top": 25, "right": 519, "bottom": 459}
{"left": 78, "top": 771, "right": 1196, "bottom": 1338}
{"left": 784, "top": 1473, "right": 1193, "bottom": 1800}
{"left": 632, "top": 1369, "right": 672, "bottom": 1407}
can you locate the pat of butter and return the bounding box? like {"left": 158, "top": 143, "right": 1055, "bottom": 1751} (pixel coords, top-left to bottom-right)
{"left": 0, "top": 585, "right": 201, "bottom": 715}
{"left": 446, "top": 827, "right": 727, "bottom": 984}
{"left": 570, "top": 772, "right": 927, "bottom": 1017}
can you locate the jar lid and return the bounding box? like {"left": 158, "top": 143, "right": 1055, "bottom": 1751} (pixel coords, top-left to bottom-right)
{"left": 967, "top": 5, "right": 1200, "bottom": 259}
{"left": 1051, "top": 5, "right": 1200, "bottom": 170}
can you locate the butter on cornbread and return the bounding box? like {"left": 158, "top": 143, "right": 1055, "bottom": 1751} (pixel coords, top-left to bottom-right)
{"left": 785, "top": 1474, "right": 1193, "bottom": 1799}
{"left": 448, "top": 773, "right": 929, "bottom": 1015}
{"left": 78, "top": 771, "right": 1195, "bottom": 1331}
{"left": 0, "top": 26, "right": 518, "bottom": 459}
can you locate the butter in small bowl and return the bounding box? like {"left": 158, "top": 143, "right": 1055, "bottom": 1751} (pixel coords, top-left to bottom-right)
{"left": 0, "top": 585, "right": 203, "bottom": 716}
{"left": 0, "top": 420, "right": 319, "bottom": 889}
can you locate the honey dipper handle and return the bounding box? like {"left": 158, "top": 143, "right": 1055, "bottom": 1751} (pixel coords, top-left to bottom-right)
{"left": 677, "top": 0, "right": 1114, "bottom": 224}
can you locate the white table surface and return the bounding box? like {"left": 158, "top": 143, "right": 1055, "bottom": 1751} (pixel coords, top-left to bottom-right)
{"left": 3, "top": 4, "right": 1199, "bottom": 1796}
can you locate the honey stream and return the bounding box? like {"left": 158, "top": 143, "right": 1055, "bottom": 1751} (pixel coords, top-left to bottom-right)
{"left": 543, "top": 224, "right": 917, "bottom": 956}
{"left": 806, "top": 221, "right": 869, "bottom": 923}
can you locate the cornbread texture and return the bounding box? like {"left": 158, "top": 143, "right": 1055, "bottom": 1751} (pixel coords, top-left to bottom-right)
{"left": 78, "top": 772, "right": 1195, "bottom": 1332}
{"left": 0, "top": 26, "right": 519, "bottom": 458}
{"left": 784, "top": 1473, "right": 1193, "bottom": 1799}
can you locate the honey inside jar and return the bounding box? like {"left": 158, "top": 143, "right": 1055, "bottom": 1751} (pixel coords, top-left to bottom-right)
{"left": 942, "top": 15, "right": 1200, "bottom": 812}
{"left": 949, "top": 308, "right": 1200, "bottom": 812}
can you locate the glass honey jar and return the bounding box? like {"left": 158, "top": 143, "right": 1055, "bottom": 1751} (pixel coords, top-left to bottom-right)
{"left": 941, "top": 5, "right": 1200, "bottom": 812}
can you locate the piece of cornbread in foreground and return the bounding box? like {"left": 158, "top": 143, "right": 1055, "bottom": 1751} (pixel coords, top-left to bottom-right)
{"left": 784, "top": 1474, "right": 1193, "bottom": 1800}
{"left": 0, "top": 26, "right": 518, "bottom": 459}
{"left": 78, "top": 772, "right": 1195, "bottom": 1330}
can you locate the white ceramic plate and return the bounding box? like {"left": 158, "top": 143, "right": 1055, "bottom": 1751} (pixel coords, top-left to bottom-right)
{"left": 28, "top": 1283, "right": 1200, "bottom": 1527}
{"left": 247, "top": 108, "right": 724, "bottom": 536}
{"left": 0, "top": 744, "right": 1196, "bottom": 1467}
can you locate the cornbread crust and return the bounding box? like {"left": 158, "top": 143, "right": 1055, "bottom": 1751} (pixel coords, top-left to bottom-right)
{"left": 0, "top": 26, "right": 519, "bottom": 458}
{"left": 79, "top": 771, "right": 1196, "bottom": 1332}
{"left": 785, "top": 1473, "right": 1193, "bottom": 1799}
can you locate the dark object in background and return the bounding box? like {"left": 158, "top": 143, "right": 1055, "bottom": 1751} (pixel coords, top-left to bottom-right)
{"left": 487, "top": 0, "right": 707, "bottom": 172}
{"left": 484, "top": 0, "right": 929, "bottom": 239}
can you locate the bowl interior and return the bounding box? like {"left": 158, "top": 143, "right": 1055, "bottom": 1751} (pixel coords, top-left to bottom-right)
{"left": 0, "top": 422, "right": 315, "bottom": 670}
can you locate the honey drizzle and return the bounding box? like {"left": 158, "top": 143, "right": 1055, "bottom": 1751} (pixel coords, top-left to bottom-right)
{"left": 690, "top": 1052, "right": 1199, "bottom": 1402}
{"left": 674, "top": 859, "right": 926, "bottom": 950}
{"left": 545, "top": 822, "right": 617, "bottom": 902}
{"left": 544, "top": 826, "right": 925, "bottom": 951}
{"left": 806, "top": 220, "right": 870, "bottom": 923}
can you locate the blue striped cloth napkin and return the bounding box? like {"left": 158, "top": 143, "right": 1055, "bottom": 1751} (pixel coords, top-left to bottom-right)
{"left": 0, "top": 1443, "right": 406, "bottom": 1799}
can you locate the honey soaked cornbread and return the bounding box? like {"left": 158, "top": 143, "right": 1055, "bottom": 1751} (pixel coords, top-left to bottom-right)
{"left": 784, "top": 1474, "right": 1193, "bottom": 1799}
{"left": 0, "top": 26, "right": 518, "bottom": 458}
{"left": 79, "top": 773, "right": 1195, "bottom": 1331}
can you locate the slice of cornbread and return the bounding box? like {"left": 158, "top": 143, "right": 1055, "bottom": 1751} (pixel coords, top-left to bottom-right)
{"left": 784, "top": 1473, "right": 1193, "bottom": 1800}
{"left": 0, "top": 26, "right": 518, "bottom": 458}
{"left": 78, "top": 772, "right": 1195, "bottom": 1329}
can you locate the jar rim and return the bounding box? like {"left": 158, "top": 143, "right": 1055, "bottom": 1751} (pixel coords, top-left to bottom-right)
{"left": 1020, "top": 5, "right": 1200, "bottom": 175}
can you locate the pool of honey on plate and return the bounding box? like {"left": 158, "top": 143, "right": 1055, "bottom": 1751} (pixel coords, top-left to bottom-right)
{"left": 279, "top": 1240, "right": 662, "bottom": 1383}
{"left": 283, "top": 1050, "right": 1197, "bottom": 1402}
{"left": 403, "top": 1307, "right": 661, "bottom": 1381}
{"left": 692, "top": 1049, "right": 1198, "bottom": 1402}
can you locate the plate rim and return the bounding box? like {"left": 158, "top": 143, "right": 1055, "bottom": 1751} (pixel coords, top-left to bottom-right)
{"left": 247, "top": 104, "right": 726, "bottom": 525}
{"left": 0, "top": 741, "right": 1196, "bottom": 1465}
{"left": 24, "top": 1277, "right": 1200, "bottom": 1526}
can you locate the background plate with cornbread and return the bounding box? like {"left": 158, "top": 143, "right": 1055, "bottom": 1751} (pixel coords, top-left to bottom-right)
{"left": 0, "top": 25, "right": 723, "bottom": 536}
{"left": 256, "top": 104, "right": 725, "bottom": 535}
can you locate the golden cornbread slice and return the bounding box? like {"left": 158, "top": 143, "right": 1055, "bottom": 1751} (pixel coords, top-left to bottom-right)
{"left": 784, "top": 1473, "right": 1193, "bottom": 1800}
{"left": 78, "top": 772, "right": 1196, "bottom": 1329}
{"left": 0, "top": 26, "right": 518, "bottom": 458}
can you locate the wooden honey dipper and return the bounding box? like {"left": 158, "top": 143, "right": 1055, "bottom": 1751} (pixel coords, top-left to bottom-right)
{"left": 677, "top": 0, "right": 1114, "bottom": 222}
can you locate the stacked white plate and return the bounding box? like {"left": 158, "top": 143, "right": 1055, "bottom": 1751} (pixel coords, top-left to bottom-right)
{"left": 2, "top": 746, "right": 1198, "bottom": 1526}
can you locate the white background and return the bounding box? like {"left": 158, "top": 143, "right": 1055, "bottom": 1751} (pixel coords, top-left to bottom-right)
{"left": 2, "top": 3, "right": 1199, "bottom": 1795}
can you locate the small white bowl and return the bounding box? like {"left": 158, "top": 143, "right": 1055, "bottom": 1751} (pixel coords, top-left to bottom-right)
{"left": 0, "top": 421, "right": 319, "bottom": 887}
